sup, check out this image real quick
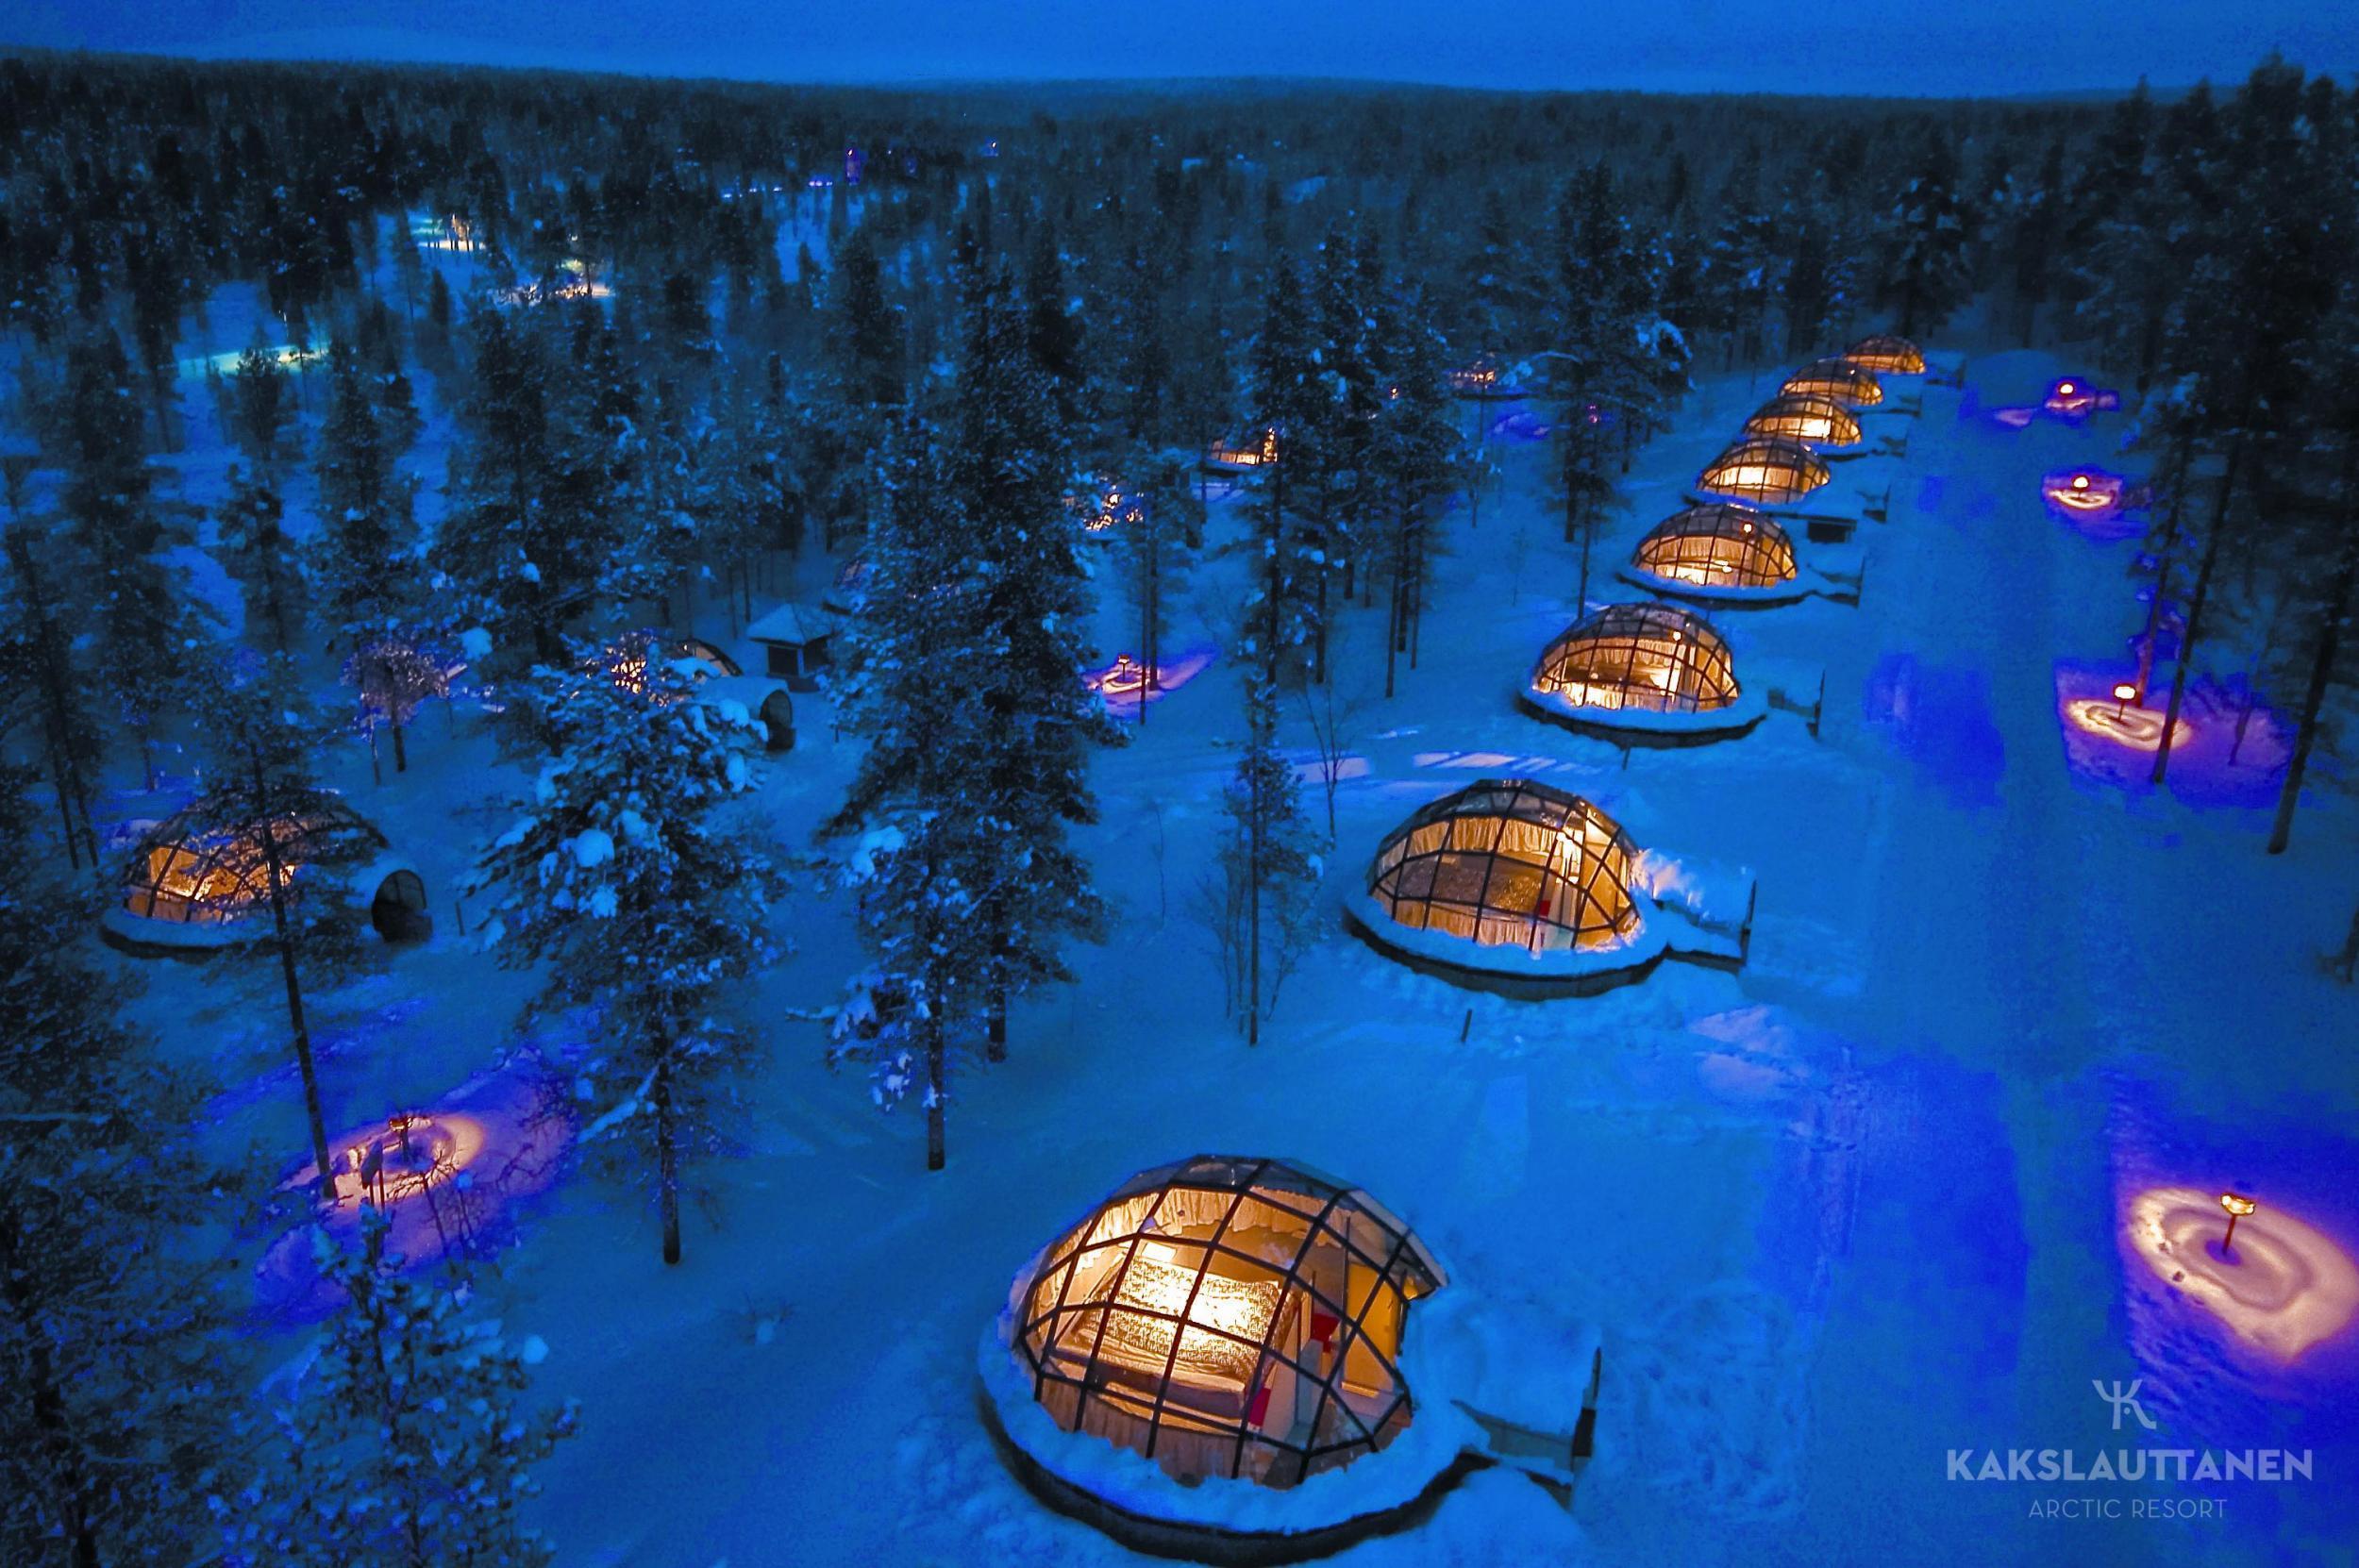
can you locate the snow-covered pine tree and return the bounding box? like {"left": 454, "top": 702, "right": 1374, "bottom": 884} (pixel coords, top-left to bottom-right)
{"left": 1223, "top": 649, "right": 1325, "bottom": 1046}
{"left": 59, "top": 328, "right": 193, "bottom": 790}
{"left": 1701, "top": 146, "right": 1778, "bottom": 367}
{"left": 1111, "top": 242, "right": 1172, "bottom": 447}
{"left": 949, "top": 257, "right": 1124, "bottom": 1061}
{"left": 433, "top": 309, "right": 564, "bottom": 672}
{"left": 2, "top": 521, "right": 105, "bottom": 867}
{"left": 1365, "top": 285, "right": 1462, "bottom": 698}
{"left": 1875, "top": 132, "right": 1974, "bottom": 341}
{"left": 830, "top": 226, "right": 904, "bottom": 409}
{"left": 192, "top": 658, "right": 385, "bottom": 1200}
{"left": 1538, "top": 198, "right": 1615, "bottom": 610}
{"left": 1110, "top": 454, "right": 1204, "bottom": 723}
{"left": 1024, "top": 221, "right": 1089, "bottom": 435}
{"left": 1229, "top": 259, "right": 1331, "bottom": 1046}
{"left": 2144, "top": 60, "right": 2342, "bottom": 791}
{"left": 0, "top": 765, "right": 234, "bottom": 1568}
{"left": 426, "top": 269, "right": 454, "bottom": 347}
{"left": 313, "top": 338, "right": 418, "bottom": 638}
{"left": 230, "top": 331, "right": 296, "bottom": 471}
{"left": 220, "top": 1213, "right": 577, "bottom": 1568}
{"left": 469, "top": 652, "right": 778, "bottom": 1262}
{"left": 591, "top": 369, "right": 695, "bottom": 623}
{"left": 831, "top": 422, "right": 995, "bottom": 1168}
{"left": 216, "top": 462, "right": 304, "bottom": 654}
{"left": 125, "top": 211, "right": 183, "bottom": 449}
{"left": 1248, "top": 258, "right": 1324, "bottom": 684}
{"left": 1304, "top": 224, "right": 1379, "bottom": 681}
{"left": 360, "top": 297, "right": 425, "bottom": 453}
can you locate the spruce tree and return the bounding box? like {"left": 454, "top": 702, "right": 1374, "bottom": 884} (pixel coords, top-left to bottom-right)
{"left": 216, "top": 462, "right": 303, "bottom": 653}
{"left": 431, "top": 310, "right": 573, "bottom": 670}
{"left": 1367, "top": 286, "right": 1462, "bottom": 698}
{"left": 830, "top": 227, "right": 903, "bottom": 408}
{"left": 59, "top": 329, "right": 189, "bottom": 789}
{"left": 314, "top": 339, "right": 417, "bottom": 640}
{"left": 230, "top": 334, "right": 294, "bottom": 471}
{"left": 951, "top": 259, "right": 1123, "bottom": 1060}
{"left": 221, "top": 1215, "right": 576, "bottom": 1568}
{"left": 192, "top": 659, "right": 384, "bottom": 1201}
{"left": 831, "top": 425, "right": 995, "bottom": 1169}
{"left": 1109, "top": 455, "right": 1203, "bottom": 724}
{"left": 0, "top": 765, "right": 233, "bottom": 1568}
{"left": 469, "top": 654, "right": 778, "bottom": 1260}
{"left": 2, "top": 522, "right": 104, "bottom": 867}
{"left": 1875, "top": 132, "right": 1974, "bottom": 340}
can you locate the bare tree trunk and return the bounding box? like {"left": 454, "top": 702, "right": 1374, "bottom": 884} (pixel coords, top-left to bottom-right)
{"left": 259, "top": 782, "right": 335, "bottom": 1206}
{"left": 390, "top": 710, "right": 408, "bottom": 774}
{"left": 925, "top": 1010, "right": 946, "bottom": 1171}
{"left": 0, "top": 1211, "right": 103, "bottom": 1568}
{"left": 1576, "top": 506, "right": 1594, "bottom": 614}
{"left": 2267, "top": 457, "right": 2359, "bottom": 856}
{"left": 2153, "top": 433, "right": 2242, "bottom": 787}
{"left": 15, "top": 526, "right": 104, "bottom": 867}
{"left": 1139, "top": 530, "right": 1160, "bottom": 726}
{"left": 655, "top": 1052, "right": 682, "bottom": 1262}
{"left": 1248, "top": 466, "right": 1280, "bottom": 1048}
{"left": 985, "top": 960, "right": 1007, "bottom": 1065}
{"left": 1387, "top": 492, "right": 1410, "bottom": 698}
{"left": 2334, "top": 904, "right": 2359, "bottom": 982}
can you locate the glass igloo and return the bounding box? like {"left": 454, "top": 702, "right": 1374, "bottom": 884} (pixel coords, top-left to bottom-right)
{"left": 1003, "top": 1156, "right": 1447, "bottom": 1489}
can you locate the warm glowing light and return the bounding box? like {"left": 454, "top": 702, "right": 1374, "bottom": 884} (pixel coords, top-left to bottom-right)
{"left": 2065, "top": 697, "right": 2191, "bottom": 751}
{"left": 2126, "top": 1186, "right": 2359, "bottom": 1360}
{"left": 1207, "top": 427, "right": 1280, "bottom": 469}
{"left": 2044, "top": 378, "right": 2113, "bottom": 418}
{"left": 1094, "top": 653, "right": 1154, "bottom": 696}
{"left": 1103, "top": 1255, "right": 1281, "bottom": 1369}
{"left": 2044, "top": 469, "right": 2124, "bottom": 514}
{"left": 2112, "top": 682, "right": 2139, "bottom": 705}
{"left": 325, "top": 1111, "right": 489, "bottom": 1209}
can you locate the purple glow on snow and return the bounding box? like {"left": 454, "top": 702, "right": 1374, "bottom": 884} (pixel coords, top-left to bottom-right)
{"left": 2052, "top": 661, "right": 2292, "bottom": 809}
{"left": 256, "top": 1061, "right": 572, "bottom": 1318}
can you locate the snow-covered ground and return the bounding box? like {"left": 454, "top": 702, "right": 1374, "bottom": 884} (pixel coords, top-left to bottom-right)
{"left": 103, "top": 323, "right": 2359, "bottom": 1565}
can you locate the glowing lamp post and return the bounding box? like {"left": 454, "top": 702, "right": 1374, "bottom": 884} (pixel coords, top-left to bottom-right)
{"left": 2220, "top": 1192, "right": 2257, "bottom": 1255}
{"left": 2113, "top": 680, "right": 2139, "bottom": 716}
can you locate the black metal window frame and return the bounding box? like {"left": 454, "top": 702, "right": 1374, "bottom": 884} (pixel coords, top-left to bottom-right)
{"left": 1697, "top": 435, "right": 1834, "bottom": 504}
{"left": 1017, "top": 1156, "right": 1444, "bottom": 1489}
{"left": 1364, "top": 777, "right": 1641, "bottom": 951}
{"left": 1779, "top": 359, "right": 1885, "bottom": 409}
{"left": 1632, "top": 503, "right": 1798, "bottom": 590}
{"left": 1531, "top": 603, "right": 1741, "bottom": 716}
{"left": 1742, "top": 393, "right": 1863, "bottom": 447}
{"left": 121, "top": 799, "right": 385, "bottom": 925}
{"left": 1843, "top": 335, "right": 1925, "bottom": 374}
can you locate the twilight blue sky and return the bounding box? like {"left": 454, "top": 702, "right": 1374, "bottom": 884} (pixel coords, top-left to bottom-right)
{"left": 2, "top": 0, "right": 2351, "bottom": 97}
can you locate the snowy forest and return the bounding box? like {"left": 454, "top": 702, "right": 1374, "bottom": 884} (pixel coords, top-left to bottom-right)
{"left": 3, "top": 45, "right": 2356, "bottom": 1568}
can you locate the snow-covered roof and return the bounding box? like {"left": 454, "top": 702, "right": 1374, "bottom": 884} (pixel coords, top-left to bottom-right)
{"left": 745, "top": 602, "right": 841, "bottom": 647}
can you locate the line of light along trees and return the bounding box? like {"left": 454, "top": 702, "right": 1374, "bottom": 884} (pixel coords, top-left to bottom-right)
{"left": 3, "top": 51, "right": 2357, "bottom": 1566}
